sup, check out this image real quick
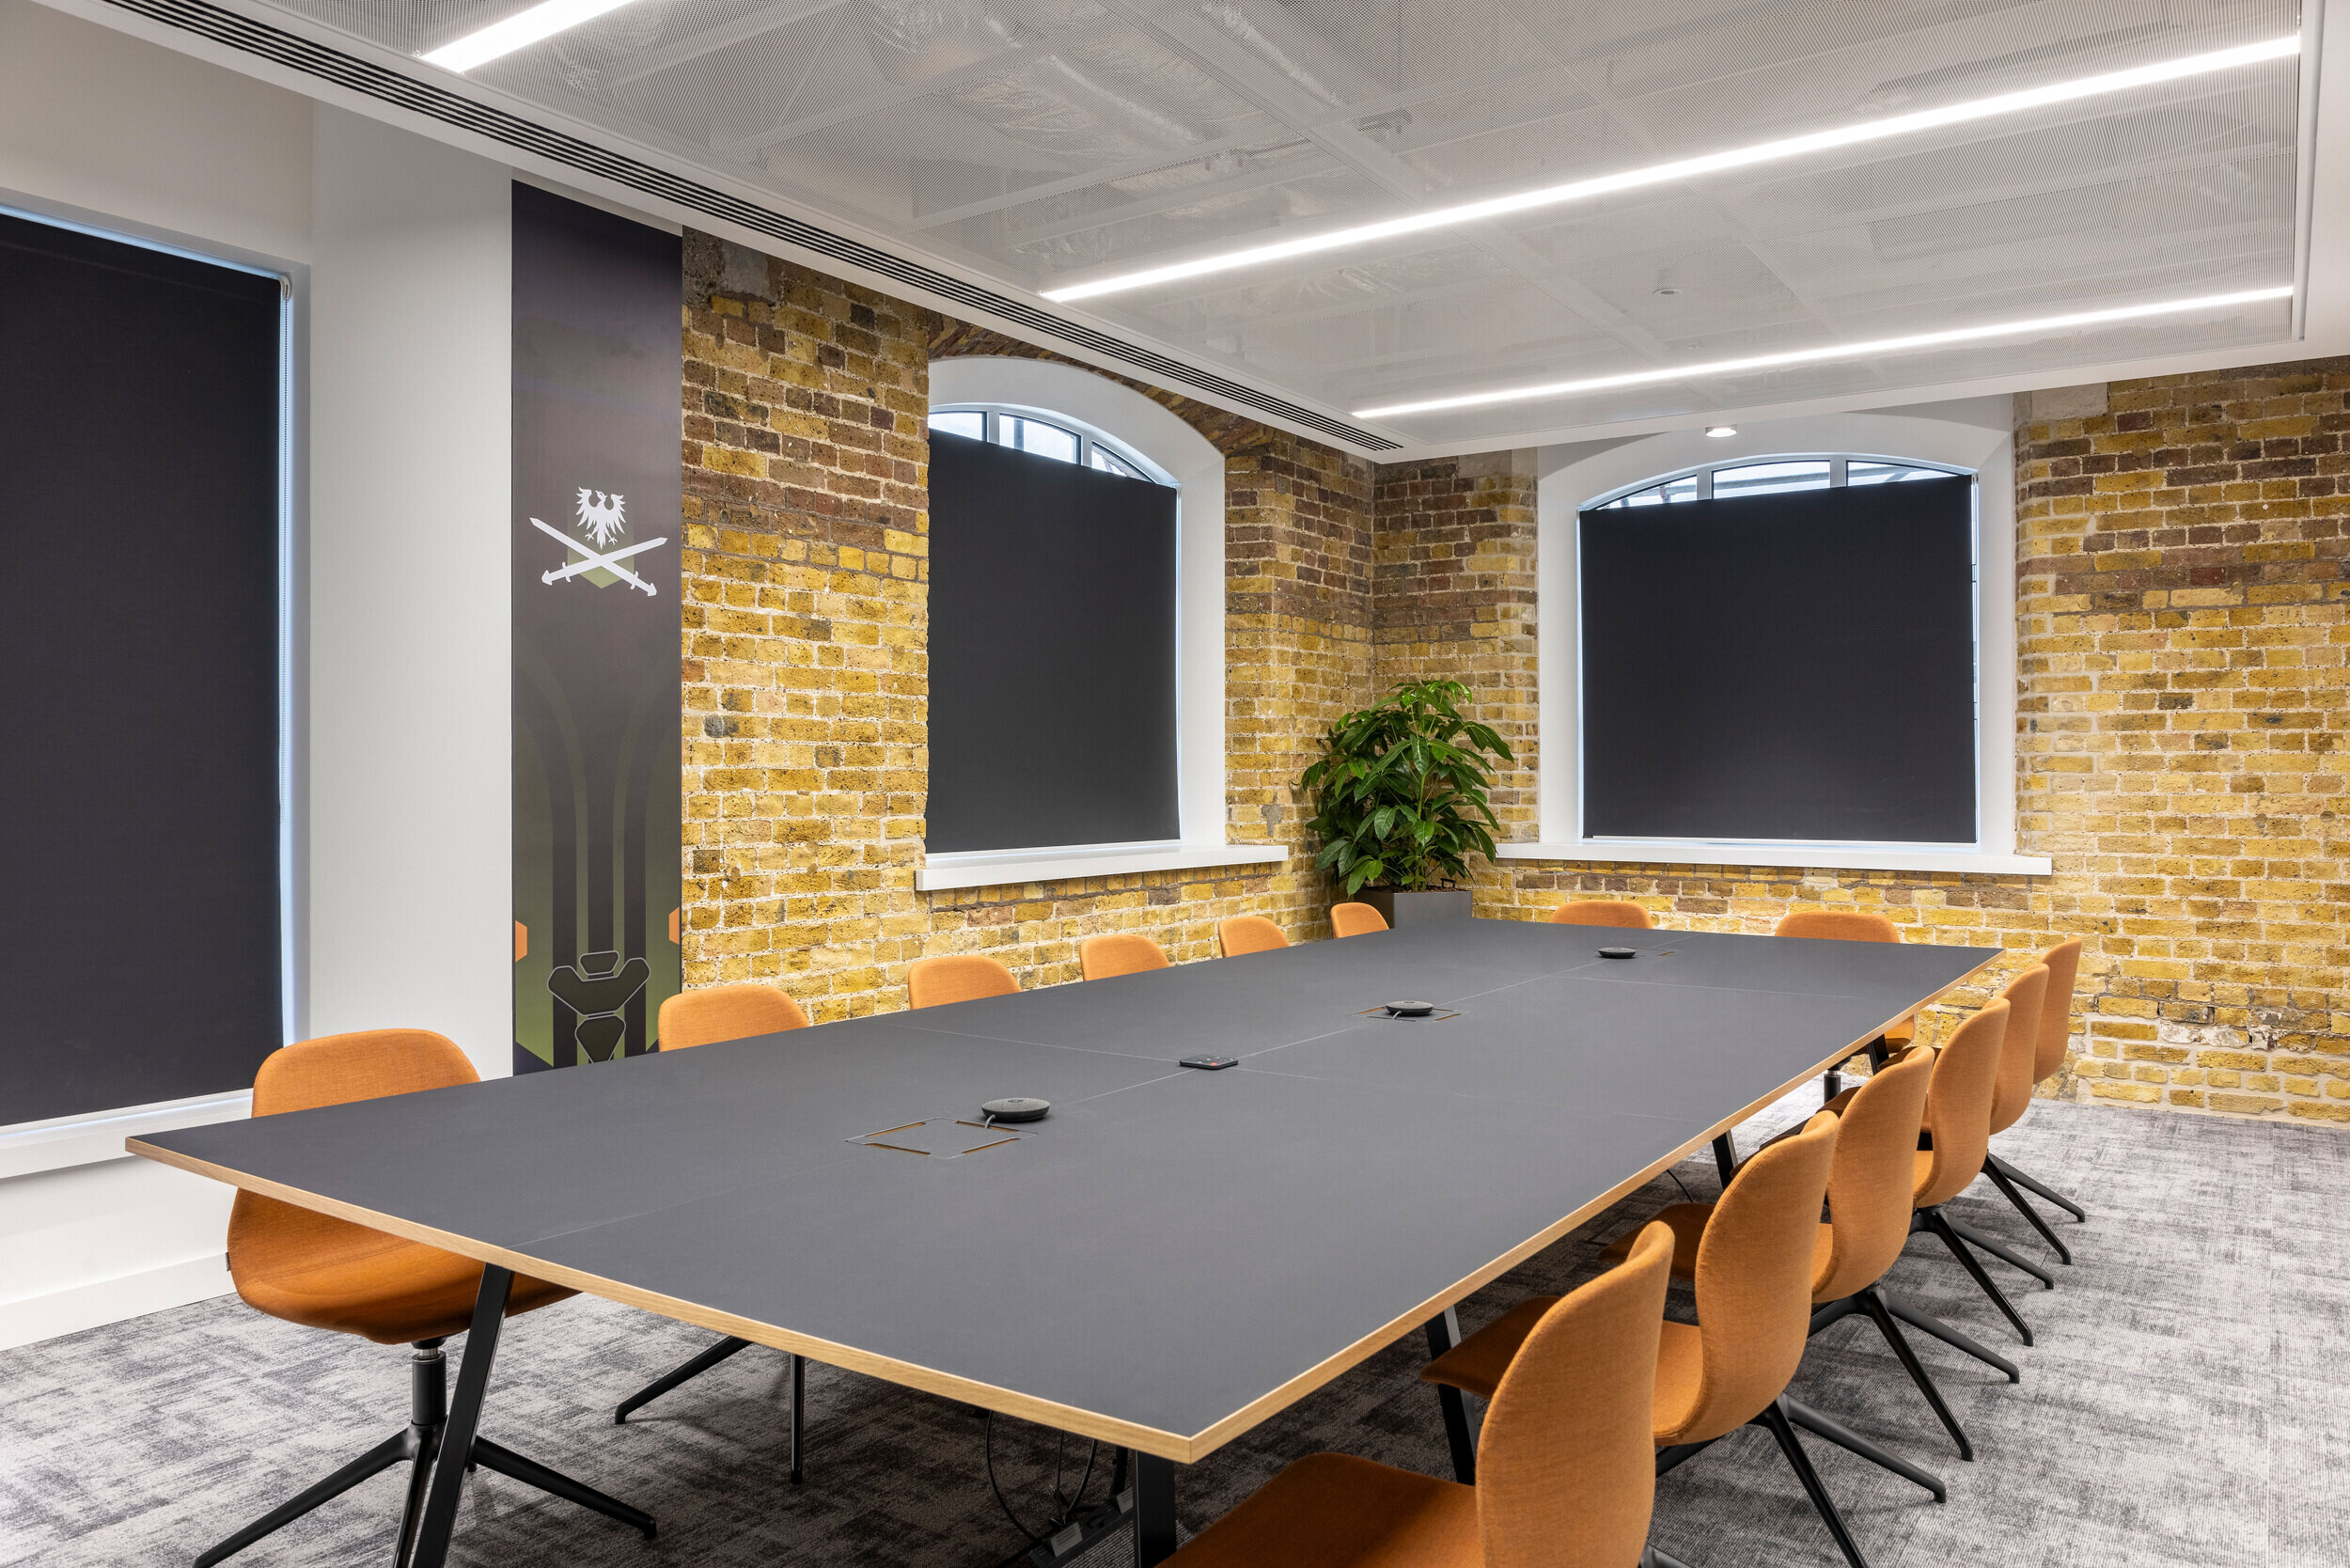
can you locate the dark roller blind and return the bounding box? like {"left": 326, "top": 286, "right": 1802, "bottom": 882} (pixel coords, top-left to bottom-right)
{"left": 928, "top": 431, "right": 1179, "bottom": 853}
{"left": 1579, "top": 477, "right": 1977, "bottom": 844}
{"left": 0, "top": 213, "right": 283, "bottom": 1125}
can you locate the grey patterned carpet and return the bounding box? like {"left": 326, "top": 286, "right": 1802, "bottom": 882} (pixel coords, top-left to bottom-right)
{"left": 4, "top": 1096, "right": 2344, "bottom": 1568}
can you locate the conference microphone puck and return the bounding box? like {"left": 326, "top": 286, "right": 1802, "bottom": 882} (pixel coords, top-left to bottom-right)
{"left": 1383, "top": 999, "right": 1436, "bottom": 1017}
{"left": 1597, "top": 947, "right": 1637, "bottom": 960}
{"left": 979, "top": 1097, "right": 1050, "bottom": 1122}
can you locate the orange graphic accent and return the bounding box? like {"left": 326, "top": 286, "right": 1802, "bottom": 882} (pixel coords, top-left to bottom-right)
{"left": 667, "top": 907, "right": 680, "bottom": 945}
{"left": 513, "top": 921, "right": 527, "bottom": 963}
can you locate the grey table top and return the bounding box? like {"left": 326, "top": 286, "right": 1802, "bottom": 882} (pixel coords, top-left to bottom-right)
{"left": 134, "top": 919, "right": 1998, "bottom": 1460}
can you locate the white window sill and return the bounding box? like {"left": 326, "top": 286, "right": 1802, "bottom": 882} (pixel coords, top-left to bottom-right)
{"left": 1494, "top": 841, "right": 2052, "bottom": 876}
{"left": 0, "top": 1090, "right": 253, "bottom": 1180}
{"left": 916, "top": 841, "right": 1288, "bottom": 892}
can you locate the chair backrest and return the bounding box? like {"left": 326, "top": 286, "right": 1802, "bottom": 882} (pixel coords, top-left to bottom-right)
{"left": 1478, "top": 1222, "right": 1674, "bottom": 1568}
{"left": 658, "top": 983, "right": 810, "bottom": 1050}
{"left": 251, "top": 1027, "right": 477, "bottom": 1115}
{"left": 2032, "top": 937, "right": 2083, "bottom": 1084}
{"left": 1985, "top": 964, "right": 2050, "bottom": 1137}
{"left": 1915, "top": 997, "right": 2012, "bottom": 1208}
{"left": 1079, "top": 933, "right": 1170, "bottom": 980}
{"left": 905, "top": 954, "right": 1019, "bottom": 1010}
{"left": 1775, "top": 909, "right": 1899, "bottom": 943}
{"left": 1811, "top": 1046, "right": 1936, "bottom": 1303}
{"left": 1330, "top": 902, "right": 1389, "bottom": 937}
{"left": 230, "top": 1030, "right": 478, "bottom": 1291}
{"left": 1216, "top": 916, "right": 1290, "bottom": 957}
{"left": 1548, "top": 900, "right": 1653, "bottom": 930}
{"left": 1676, "top": 1110, "right": 1840, "bottom": 1444}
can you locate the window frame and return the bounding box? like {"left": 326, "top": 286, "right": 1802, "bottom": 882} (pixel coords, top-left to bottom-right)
{"left": 1506, "top": 412, "right": 2049, "bottom": 877}
{"left": 916, "top": 358, "right": 1284, "bottom": 892}
{"left": 932, "top": 402, "right": 1167, "bottom": 485}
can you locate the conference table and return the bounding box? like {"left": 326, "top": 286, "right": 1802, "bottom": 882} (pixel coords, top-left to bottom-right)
{"left": 132, "top": 917, "right": 1998, "bottom": 1568}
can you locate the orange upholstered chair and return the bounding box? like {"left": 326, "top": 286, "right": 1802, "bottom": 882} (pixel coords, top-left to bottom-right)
{"left": 906, "top": 953, "right": 1019, "bottom": 1009}
{"left": 657, "top": 982, "right": 810, "bottom": 1049}
{"left": 1610, "top": 1045, "right": 1978, "bottom": 1468}
{"left": 1079, "top": 933, "right": 1172, "bottom": 980}
{"left": 1776, "top": 908, "right": 1914, "bottom": 1098}
{"left": 1430, "top": 1114, "right": 1874, "bottom": 1568}
{"left": 1329, "top": 902, "right": 1389, "bottom": 937}
{"left": 1982, "top": 937, "right": 2089, "bottom": 1250}
{"left": 1548, "top": 900, "right": 1653, "bottom": 930}
{"left": 618, "top": 983, "right": 815, "bottom": 1460}
{"left": 200, "top": 1031, "right": 649, "bottom": 1567}
{"left": 1217, "top": 916, "right": 1290, "bottom": 957}
{"left": 1914, "top": 967, "right": 2060, "bottom": 1315}
{"left": 1907, "top": 992, "right": 2051, "bottom": 1348}
{"left": 1164, "top": 1223, "right": 1678, "bottom": 1568}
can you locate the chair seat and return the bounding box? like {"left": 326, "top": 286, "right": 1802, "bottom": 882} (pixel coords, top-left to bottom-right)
{"left": 1166, "top": 1452, "right": 1477, "bottom": 1568}
{"left": 238, "top": 1227, "right": 572, "bottom": 1344}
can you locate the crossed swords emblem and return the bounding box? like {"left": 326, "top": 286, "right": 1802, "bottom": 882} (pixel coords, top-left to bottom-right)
{"left": 534, "top": 491, "right": 666, "bottom": 597}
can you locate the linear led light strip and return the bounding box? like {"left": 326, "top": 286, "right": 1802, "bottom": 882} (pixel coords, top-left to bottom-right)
{"left": 423, "top": 0, "right": 642, "bottom": 72}
{"left": 1042, "top": 35, "right": 2301, "bottom": 304}
{"left": 1351, "top": 286, "right": 2295, "bottom": 419}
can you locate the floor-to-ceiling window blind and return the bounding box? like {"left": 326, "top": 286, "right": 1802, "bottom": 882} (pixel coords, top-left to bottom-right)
{"left": 0, "top": 212, "right": 283, "bottom": 1125}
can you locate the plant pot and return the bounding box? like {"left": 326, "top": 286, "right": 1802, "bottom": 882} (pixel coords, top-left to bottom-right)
{"left": 1359, "top": 887, "right": 1473, "bottom": 928}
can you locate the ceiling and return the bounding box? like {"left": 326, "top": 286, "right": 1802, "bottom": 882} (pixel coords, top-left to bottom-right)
{"left": 212, "top": 0, "right": 2316, "bottom": 454}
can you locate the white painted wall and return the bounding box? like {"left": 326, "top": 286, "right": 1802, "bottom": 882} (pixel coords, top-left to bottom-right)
{"left": 304, "top": 110, "right": 511, "bottom": 1074}
{"left": 0, "top": 5, "right": 514, "bottom": 1348}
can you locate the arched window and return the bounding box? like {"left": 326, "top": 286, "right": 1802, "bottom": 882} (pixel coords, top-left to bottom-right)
{"left": 1504, "top": 411, "right": 2045, "bottom": 877}
{"left": 1570, "top": 448, "right": 1982, "bottom": 853}
{"left": 1590, "top": 454, "right": 1966, "bottom": 509}
{"left": 930, "top": 403, "right": 1167, "bottom": 485}
{"left": 915, "top": 357, "right": 1282, "bottom": 893}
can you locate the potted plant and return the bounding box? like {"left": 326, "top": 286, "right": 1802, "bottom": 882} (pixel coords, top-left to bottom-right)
{"left": 1298, "top": 678, "right": 1514, "bottom": 927}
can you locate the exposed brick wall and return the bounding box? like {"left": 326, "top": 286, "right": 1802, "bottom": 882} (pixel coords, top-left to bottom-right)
{"left": 1451, "top": 361, "right": 2350, "bottom": 1126}
{"left": 677, "top": 238, "right": 929, "bottom": 1015}
{"left": 2013, "top": 361, "right": 2350, "bottom": 1121}
{"left": 676, "top": 244, "right": 1376, "bottom": 1020}
{"left": 674, "top": 227, "right": 2349, "bottom": 1121}
{"left": 1371, "top": 450, "right": 1542, "bottom": 847}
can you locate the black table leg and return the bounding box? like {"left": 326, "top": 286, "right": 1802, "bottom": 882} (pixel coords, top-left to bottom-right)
{"left": 788, "top": 1353, "right": 806, "bottom": 1484}
{"left": 1711, "top": 1132, "right": 1737, "bottom": 1187}
{"left": 1134, "top": 1451, "right": 1177, "bottom": 1566}
{"left": 408, "top": 1265, "right": 512, "bottom": 1568}
{"left": 1422, "top": 1309, "right": 1476, "bottom": 1484}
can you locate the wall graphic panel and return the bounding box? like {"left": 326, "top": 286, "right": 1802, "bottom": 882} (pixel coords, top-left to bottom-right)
{"left": 512, "top": 183, "right": 682, "bottom": 1072}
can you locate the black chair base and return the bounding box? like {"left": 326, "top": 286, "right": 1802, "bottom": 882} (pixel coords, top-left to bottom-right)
{"left": 614, "top": 1335, "right": 806, "bottom": 1484}
{"left": 1988, "top": 1151, "right": 2087, "bottom": 1221}
{"left": 1916, "top": 1207, "right": 2034, "bottom": 1345}
{"left": 1657, "top": 1396, "right": 1878, "bottom": 1568}
{"left": 1984, "top": 1151, "right": 2085, "bottom": 1264}
{"left": 196, "top": 1339, "right": 652, "bottom": 1568}
{"left": 1811, "top": 1285, "right": 2001, "bottom": 1461}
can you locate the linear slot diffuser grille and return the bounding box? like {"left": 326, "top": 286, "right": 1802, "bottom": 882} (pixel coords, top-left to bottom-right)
{"left": 98, "top": 0, "right": 1400, "bottom": 452}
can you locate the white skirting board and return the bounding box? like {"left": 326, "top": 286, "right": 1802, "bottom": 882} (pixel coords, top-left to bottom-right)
{"left": 0, "top": 1252, "right": 233, "bottom": 1352}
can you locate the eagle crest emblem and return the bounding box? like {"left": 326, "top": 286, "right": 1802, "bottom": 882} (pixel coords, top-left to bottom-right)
{"left": 576, "top": 488, "right": 627, "bottom": 547}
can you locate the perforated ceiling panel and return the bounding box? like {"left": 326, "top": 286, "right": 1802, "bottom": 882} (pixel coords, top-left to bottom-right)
{"left": 181, "top": 0, "right": 2310, "bottom": 448}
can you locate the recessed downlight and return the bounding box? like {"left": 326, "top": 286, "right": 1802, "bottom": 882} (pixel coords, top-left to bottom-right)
{"left": 1353, "top": 286, "right": 2295, "bottom": 420}
{"left": 422, "top": 0, "right": 646, "bottom": 73}
{"left": 1041, "top": 36, "right": 2298, "bottom": 305}
{"left": 1705, "top": 426, "right": 1737, "bottom": 438}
